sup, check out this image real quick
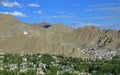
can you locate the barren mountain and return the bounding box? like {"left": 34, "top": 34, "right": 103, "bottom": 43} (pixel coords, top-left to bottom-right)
{"left": 0, "top": 14, "right": 120, "bottom": 58}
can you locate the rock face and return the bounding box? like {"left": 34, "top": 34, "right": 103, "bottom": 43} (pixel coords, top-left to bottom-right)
{"left": 0, "top": 14, "right": 120, "bottom": 58}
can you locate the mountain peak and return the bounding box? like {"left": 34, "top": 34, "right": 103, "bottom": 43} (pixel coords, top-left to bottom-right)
{"left": 0, "top": 14, "right": 20, "bottom": 23}
{"left": 0, "top": 14, "right": 15, "bottom": 19}
{"left": 76, "top": 25, "right": 100, "bottom": 32}
{"left": 47, "top": 23, "right": 73, "bottom": 33}
{"left": 51, "top": 23, "right": 72, "bottom": 30}
{"left": 84, "top": 25, "right": 99, "bottom": 29}
{"left": 0, "top": 14, "right": 12, "bottom": 16}
{"left": 35, "top": 21, "right": 52, "bottom": 28}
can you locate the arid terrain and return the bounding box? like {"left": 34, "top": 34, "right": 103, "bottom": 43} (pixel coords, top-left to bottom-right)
{"left": 0, "top": 14, "right": 120, "bottom": 59}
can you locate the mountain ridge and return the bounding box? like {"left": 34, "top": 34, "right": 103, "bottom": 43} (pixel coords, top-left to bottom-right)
{"left": 0, "top": 14, "right": 120, "bottom": 58}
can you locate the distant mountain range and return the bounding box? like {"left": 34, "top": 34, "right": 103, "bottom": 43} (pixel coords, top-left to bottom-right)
{"left": 34, "top": 21, "right": 52, "bottom": 28}
{"left": 0, "top": 14, "right": 120, "bottom": 58}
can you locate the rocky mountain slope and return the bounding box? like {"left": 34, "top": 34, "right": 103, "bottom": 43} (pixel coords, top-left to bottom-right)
{"left": 0, "top": 14, "right": 120, "bottom": 58}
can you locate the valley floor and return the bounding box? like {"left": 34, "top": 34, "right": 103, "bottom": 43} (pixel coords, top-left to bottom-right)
{"left": 0, "top": 53, "right": 120, "bottom": 75}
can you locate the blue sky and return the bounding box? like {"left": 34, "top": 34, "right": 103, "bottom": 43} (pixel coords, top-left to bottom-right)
{"left": 0, "top": 0, "right": 120, "bottom": 30}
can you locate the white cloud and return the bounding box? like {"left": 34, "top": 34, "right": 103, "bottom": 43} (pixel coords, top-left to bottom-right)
{"left": 0, "top": 1, "right": 21, "bottom": 8}
{"left": 28, "top": 3, "right": 40, "bottom": 7}
{"left": 85, "top": 9, "right": 93, "bottom": 12}
{"left": 85, "top": 2, "right": 120, "bottom": 12}
{"left": 70, "top": 21, "right": 120, "bottom": 30}
{"left": 59, "top": 11, "right": 65, "bottom": 14}
{"left": 89, "top": 3, "right": 120, "bottom": 7}
{"left": 85, "top": 7, "right": 120, "bottom": 12}
{"left": 0, "top": 11, "right": 26, "bottom": 17}
{"left": 77, "top": 16, "right": 120, "bottom": 20}
{"left": 70, "top": 21, "right": 101, "bottom": 28}
{"left": 37, "top": 10, "right": 42, "bottom": 14}
{"left": 45, "top": 15, "right": 76, "bottom": 18}
{"left": 97, "top": 7, "right": 120, "bottom": 12}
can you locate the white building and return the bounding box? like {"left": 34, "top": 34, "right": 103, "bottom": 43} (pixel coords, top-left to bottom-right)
{"left": 36, "top": 68, "right": 45, "bottom": 75}
{"left": 23, "top": 31, "right": 28, "bottom": 35}
{"left": 9, "top": 64, "right": 18, "bottom": 71}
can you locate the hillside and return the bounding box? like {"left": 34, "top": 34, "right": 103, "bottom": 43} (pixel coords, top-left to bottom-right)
{"left": 0, "top": 14, "right": 120, "bottom": 58}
